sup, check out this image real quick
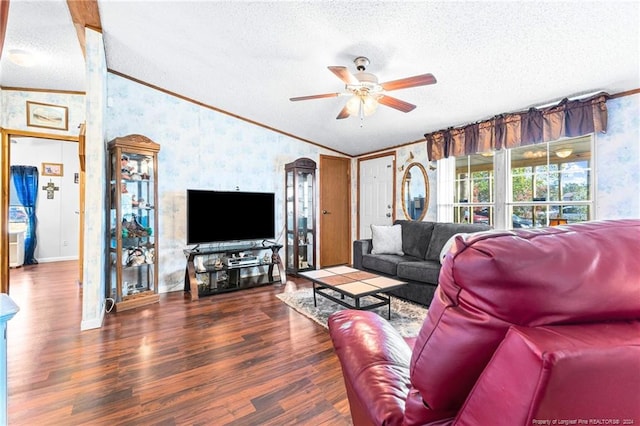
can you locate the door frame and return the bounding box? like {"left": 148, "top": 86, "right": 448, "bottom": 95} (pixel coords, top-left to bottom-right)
{"left": 1, "top": 128, "right": 81, "bottom": 293}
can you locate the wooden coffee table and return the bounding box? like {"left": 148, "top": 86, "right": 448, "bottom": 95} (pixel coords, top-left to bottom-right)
{"left": 299, "top": 266, "right": 407, "bottom": 319}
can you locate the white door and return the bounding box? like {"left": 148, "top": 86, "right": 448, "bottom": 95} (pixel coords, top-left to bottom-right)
{"left": 359, "top": 155, "right": 395, "bottom": 239}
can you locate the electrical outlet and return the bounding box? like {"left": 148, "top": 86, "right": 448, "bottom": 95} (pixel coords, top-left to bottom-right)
{"left": 63, "top": 240, "right": 68, "bottom": 246}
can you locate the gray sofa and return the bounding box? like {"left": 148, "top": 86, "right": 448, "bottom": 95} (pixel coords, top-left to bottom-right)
{"left": 353, "top": 220, "right": 491, "bottom": 306}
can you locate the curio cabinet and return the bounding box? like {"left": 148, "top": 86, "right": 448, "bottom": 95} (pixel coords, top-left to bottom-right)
{"left": 107, "top": 134, "right": 160, "bottom": 311}
{"left": 285, "top": 158, "right": 316, "bottom": 275}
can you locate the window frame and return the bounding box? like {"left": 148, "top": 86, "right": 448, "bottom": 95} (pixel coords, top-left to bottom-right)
{"left": 446, "top": 135, "right": 594, "bottom": 229}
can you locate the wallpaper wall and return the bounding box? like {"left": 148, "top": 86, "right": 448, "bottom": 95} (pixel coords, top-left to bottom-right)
{"left": 594, "top": 94, "right": 640, "bottom": 218}
{"left": 105, "top": 74, "right": 343, "bottom": 293}
{"left": 1, "top": 90, "right": 85, "bottom": 133}
{"left": 81, "top": 28, "right": 109, "bottom": 330}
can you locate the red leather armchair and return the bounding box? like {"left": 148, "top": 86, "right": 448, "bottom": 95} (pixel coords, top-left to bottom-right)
{"left": 328, "top": 219, "right": 640, "bottom": 425}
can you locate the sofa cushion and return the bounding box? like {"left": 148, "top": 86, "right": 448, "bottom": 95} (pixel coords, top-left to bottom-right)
{"left": 425, "top": 222, "right": 490, "bottom": 261}
{"left": 362, "top": 253, "right": 406, "bottom": 276}
{"left": 396, "top": 260, "right": 441, "bottom": 284}
{"left": 395, "top": 220, "right": 435, "bottom": 259}
{"left": 411, "top": 219, "right": 640, "bottom": 413}
{"left": 371, "top": 224, "right": 404, "bottom": 255}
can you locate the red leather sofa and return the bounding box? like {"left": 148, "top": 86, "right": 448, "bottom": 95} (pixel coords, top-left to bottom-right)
{"left": 328, "top": 219, "right": 640, "bottom": 425}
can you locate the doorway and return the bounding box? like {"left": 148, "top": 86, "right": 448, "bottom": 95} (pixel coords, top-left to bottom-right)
{"left": 319, "top": 155, "right": 351, "bottom": 267}
{"left": 357, "top": 153, "right": 396, "bottom": 240}
{"left": 1, "top": 129, "right": 82, "bottom": 294}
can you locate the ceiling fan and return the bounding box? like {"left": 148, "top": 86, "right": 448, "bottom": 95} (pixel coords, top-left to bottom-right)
{"left": 289, "top": 56, "right": 437, "bottom": 120}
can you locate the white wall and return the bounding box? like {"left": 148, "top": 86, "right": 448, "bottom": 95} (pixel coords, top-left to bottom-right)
{"left": 10, "top": 137, "right": 79, "bottom": 262}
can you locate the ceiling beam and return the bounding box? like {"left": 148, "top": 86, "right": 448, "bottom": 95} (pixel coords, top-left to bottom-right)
{"left": 66, "top": 0, "right": 102, "bottom": 58}
{"left": 0, "top": 0, "right": 9, "bottom": 61}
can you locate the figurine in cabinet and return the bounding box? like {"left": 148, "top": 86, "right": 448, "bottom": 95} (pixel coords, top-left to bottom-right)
{"left": 121, "top": 155, "right": 134, "bottom": 179}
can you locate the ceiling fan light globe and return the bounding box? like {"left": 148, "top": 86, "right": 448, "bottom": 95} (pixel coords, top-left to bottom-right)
{"left": 362, "top": 96, "right": 379, "bottom": 116}
{"left": 345, "top": 95, "right": 361, "bottom": 115}
{"left": 345, "top": 95, "right": 379, "bottom": 117}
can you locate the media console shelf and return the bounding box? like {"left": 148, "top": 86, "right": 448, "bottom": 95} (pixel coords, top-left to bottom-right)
{"left": 183, "top": 244, "right": 285, "bottom": 301}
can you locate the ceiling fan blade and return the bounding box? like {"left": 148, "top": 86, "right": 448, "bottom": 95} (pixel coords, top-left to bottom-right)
{"left": 378, "top": 95, "right": 416, "bottom": 113}
{"left": 328, "top": 66, "right": 359, "bottom": 85}
{"left": 289, "top": 93, "right": 340, "bottom": 101}
{"left": 336, "top": 105, "right": 350, "bottom": 119}
{"left": 380, "top": 73, "right": 437, "bottom": 91}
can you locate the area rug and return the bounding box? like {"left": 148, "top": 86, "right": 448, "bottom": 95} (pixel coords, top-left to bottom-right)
{"left": 276, "top": 287, "right": 428, "bottom": 337}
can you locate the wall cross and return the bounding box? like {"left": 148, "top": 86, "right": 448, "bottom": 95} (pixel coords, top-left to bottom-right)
{"left": 42, "top": 181, "right": 60, "bottom": 199}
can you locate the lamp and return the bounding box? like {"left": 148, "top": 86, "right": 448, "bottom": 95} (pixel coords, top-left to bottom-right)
{"left": 555, "top": 148, "right": 573, "bottom": 158}
{"left": 7, "top": 49, "right": 37, "bottom": 67}
{"left": 345, "top": 94, "right": 379, "bottom": 117}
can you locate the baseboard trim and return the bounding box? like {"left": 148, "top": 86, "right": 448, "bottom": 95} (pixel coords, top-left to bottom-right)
{"left": 37, "top": 256, "right": 79, "bottom": 263}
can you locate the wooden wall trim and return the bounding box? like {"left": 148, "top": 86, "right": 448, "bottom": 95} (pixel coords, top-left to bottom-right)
{"left": 0, "top": 86, "right": 85, "bottom": 95}
{"left": 610, "top": 88, "right": 640, "bottom": 99}
{"left": 2, "top": 128, "right": 79, "bottom": 142}
{"left": 0, "top": 0, "right": 9, "bottom": 62}
{"left": 1, "top": 129, "right": 9, "bottom": 293}
{"left": 66, "top": 0, "right": 102, "bottom": 58}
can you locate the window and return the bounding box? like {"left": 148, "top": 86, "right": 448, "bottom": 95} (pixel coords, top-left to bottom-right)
{"left": 510, "top": 136, "right": 592, "bottom": 226}
{"left": 450, "top": 135, "right": 593, "bottom": 229}
{"left": 454, "top": 153, "right": 494, "bottom": 226}
{"left": 9, "top": 176, "right": 28, "bottom": 224}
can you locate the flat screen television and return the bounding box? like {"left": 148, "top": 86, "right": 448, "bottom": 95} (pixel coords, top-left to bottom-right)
{"left": 186, "top": 189, "right": 275, "bottom": 245}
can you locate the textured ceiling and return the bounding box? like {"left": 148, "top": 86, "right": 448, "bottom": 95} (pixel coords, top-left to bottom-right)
{"left": 2, "top": 1, "right": 639, "bottom": 156}
{"left": 0, "top": 0, "right": 85, "bottom": 91}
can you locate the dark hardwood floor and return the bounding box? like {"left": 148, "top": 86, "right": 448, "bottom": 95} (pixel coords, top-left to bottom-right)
{"left": 7, "top": 261, "right": 352, "bottom": 425}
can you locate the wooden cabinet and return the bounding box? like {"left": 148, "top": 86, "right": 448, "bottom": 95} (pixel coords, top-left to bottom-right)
{"left": 107, "top": 134, "right": 160, "bottom": 311}
{"left": 8, "top": 224, "right": 26, "bottom": 268}
{"left": 285, "top": 158, "right": 316, "bottom": 275}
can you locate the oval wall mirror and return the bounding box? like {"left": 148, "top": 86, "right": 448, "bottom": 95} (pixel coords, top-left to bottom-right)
{"left": 401, "top": 162, "right": 429, "bottom": 221}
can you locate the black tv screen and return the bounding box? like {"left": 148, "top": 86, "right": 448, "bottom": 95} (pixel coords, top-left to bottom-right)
{"left": 186, "top": 190, "right": 275, "bottom": 245}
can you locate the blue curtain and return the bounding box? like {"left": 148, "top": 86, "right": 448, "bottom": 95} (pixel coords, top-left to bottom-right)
{"left": 10, "top": 166, "right": 39, "bottom": 265}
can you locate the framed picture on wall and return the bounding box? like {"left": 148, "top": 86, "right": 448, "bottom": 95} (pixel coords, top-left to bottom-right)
{"left": 42, "top": 162, "right": 64, "bottom": 177}
{"left": 26, "top": 101, "right": 69, "bottom": 131}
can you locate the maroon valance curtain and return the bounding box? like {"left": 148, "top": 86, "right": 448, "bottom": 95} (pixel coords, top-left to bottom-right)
{"left": 425, "top": 92, "right": 609, "bottom": 161}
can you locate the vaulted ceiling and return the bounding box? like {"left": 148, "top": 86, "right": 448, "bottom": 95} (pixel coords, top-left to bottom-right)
{"left": 1, "top": 1, "right": 639, "bottom": 156}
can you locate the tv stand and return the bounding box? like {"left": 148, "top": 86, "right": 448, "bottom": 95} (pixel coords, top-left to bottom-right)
{"left": 183, "top": 244, "right": 285, "bottom": 301}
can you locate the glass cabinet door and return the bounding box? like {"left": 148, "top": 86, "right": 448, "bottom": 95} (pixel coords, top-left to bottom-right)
{"left": 284, "top": 158, "right": 316, "bottom": 275}
{"left": 286, "top": 170, "right": 295, "bottom": 270}
{"left": 296, "top": 170, "right": 314, "bottom": 270}
{"left": 107, "top": 135, "right": 160, "bottom": 311}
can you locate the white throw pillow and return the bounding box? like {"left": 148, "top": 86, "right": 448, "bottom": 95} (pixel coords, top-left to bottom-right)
{"left": 371, "top": 224, "right": 404, "bottom": 255}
